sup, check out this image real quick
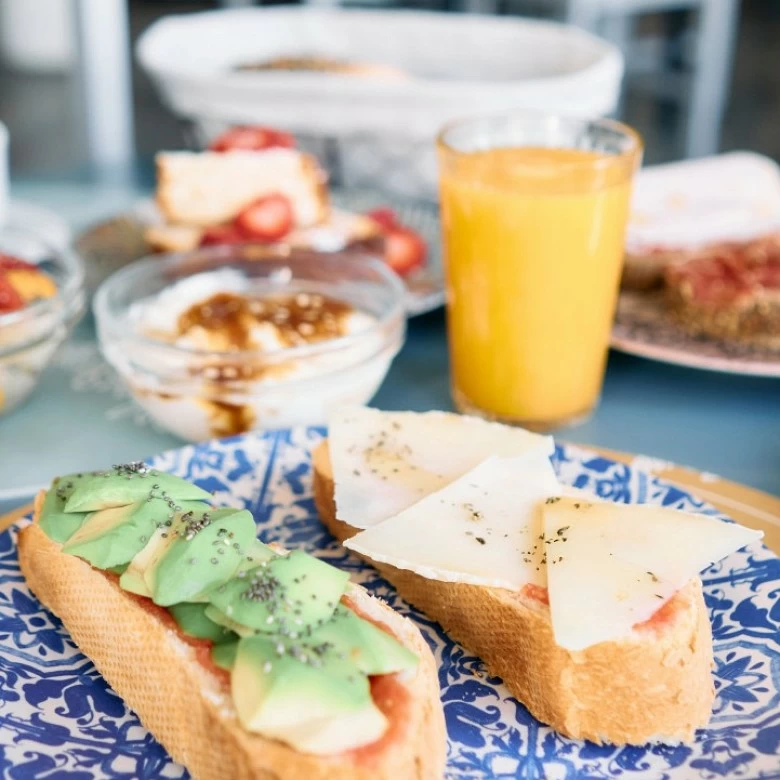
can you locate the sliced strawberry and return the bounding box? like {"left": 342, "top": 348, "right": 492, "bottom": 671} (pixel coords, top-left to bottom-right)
{"left": 384, "top": 228, "right": 426, "bottom": 277}
{"left": 0, "top": 253, "right": 36, "bottom": 272}
{"left": 366, "top": 207, "right": 399, "bottom": 232}
{"left": 199, "top": 224, "right": 248, "bottom": 247}
{"left": 0, "top": 273, "right": 24, "bottom": 313}
{"left": 209, "top": 126, "right": 295, "bottom": 153}
{"left": 234, "top": 194, "right": 294, "bottom": 242}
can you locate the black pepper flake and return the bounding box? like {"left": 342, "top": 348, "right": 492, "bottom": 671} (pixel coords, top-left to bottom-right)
{"left": 463, "top": 502, "right": 483, "bottom": 522}
{"left": 475, "top": 537, "right": 486, "bottom": 545}
{"left": 545, "top": 497, "right": 561, "bottom": 504}
{"left": 647, "top": 571, "right": 659, "bottom": 583}
{"left": 655, "top": 594, "right": 664, "bottom": 599}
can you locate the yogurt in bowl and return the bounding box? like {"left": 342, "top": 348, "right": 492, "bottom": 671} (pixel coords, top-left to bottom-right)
{"left": 94, "top": 245, "right": 406, "bottom": 441}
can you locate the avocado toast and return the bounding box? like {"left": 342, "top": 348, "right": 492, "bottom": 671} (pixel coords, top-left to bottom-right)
{"left": 18, "top": 464, "right": 445, "bottom": 780}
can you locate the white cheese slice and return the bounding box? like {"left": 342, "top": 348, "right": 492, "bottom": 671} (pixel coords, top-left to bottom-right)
{"left": 344, "top": 454, "right": 562, "bottom": 590}
{"left": 328, "top": 406, "right": 554, "bottom": 529}
{"left": 543, "top": 498, "right": 763, "bottom": 650}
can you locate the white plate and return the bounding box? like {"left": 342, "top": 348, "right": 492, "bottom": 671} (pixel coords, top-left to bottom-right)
{"left": 74, "top": 190, "right": 445, "bottom": 317}
{"left": 617, "top": 152, "right": 780, "bottom": 377}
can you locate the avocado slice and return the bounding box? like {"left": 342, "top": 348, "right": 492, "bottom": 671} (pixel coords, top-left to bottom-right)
{"left": 231, "top": 634, "right": 375, "bottom": 731}
{"left": 169, "top": 602, "right": 236, "bottom": 643}
{"left": 208, "top": 550, "right": 349, "bottom": 633}
{"left": 211, "top": 640, "right": 239, "bottom": 671}
{"left": 62, "top": 499, "right": 207, "bottom": 570}
{"left": 204, "top": 605, "right": 257, "bottom": 638}
{"left": 120, "top": 526, "right": 172, "bottom": 597}
{"left": 308, "top": 605, "right": 418, "bottom": 676}
{"left": 148, "top": 508, "right": 259, "bottom": 606}
{"left": 38, "top": 473, "right": 92, "bottom": 543}
{"left": 263, "top": 704, "right": 388, "bottom": 755}
{"left": 64, "top": 466, "right": 211, "bottom": 513}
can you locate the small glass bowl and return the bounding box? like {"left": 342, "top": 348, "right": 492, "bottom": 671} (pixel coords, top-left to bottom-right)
{"left": 0, "top": 226, "right": 85, "bottom": 416}
{"left": 93, "top": 244, "right": 407, "bottom": 441}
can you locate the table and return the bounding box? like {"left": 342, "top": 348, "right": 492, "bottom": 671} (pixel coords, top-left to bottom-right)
{"left": 1, "top": 178, "right": 778, "bottom": 518}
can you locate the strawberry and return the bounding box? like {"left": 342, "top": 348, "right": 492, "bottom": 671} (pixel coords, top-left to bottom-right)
{"left": 366, "top": 207, "right": 399, "bottom": 232}
{"left": 0, "top": 273, "right": 24, "bottom": 313}
{"left": 234, "top": 194, "right": 294, "bottom": 242}
{"left": 200, "top": 224, "right": 248, "bottom": 247}
{"left": 384, "top": 228, "right": 426, "bottom": 277}
{"left": 209, "top": 126, "right": 295, "bottom": 153}
{"left": 0, "top": 253, "right": 36, "bottom": 272}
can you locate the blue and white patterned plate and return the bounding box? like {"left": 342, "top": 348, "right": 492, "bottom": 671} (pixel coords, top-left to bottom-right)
{"left": 1, "top": 429, "right": 779, "bottom": 779}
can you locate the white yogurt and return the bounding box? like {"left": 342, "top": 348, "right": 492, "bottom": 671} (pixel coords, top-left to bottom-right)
{"left": 108, "top": 269, "right": 399, "bottom": 441}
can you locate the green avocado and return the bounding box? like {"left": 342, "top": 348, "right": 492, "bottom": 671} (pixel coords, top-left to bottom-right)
{"left": 38, "top": 473, "right": 92, "bottom": 543}
{"left": 62, "top": 499, "right": 207, "bottom": 570}
{"left": 120, "top": 525, "right": 172, "bottom": 597}
{"left": 168, "top": 602, "right": 236, "bottom": 643}
{"left": 231, "top": 634, "right": 373, "bottom": 732}
{"left": 148, "top": 508, "right": 259, "bottom": 607}
{"left": 308, "top": 605, "right": 418, "bottom": 675}
{"left": 208, "top": 550, "right": 349, "bottom": 633}
{"left": 211, "top": 640, "right": 239, "bottom": 670}
{"left": 235, "top": 540, "right": 277, "bottom": 571}
{"left": 204, "top": 605, "right": 257, "bottom": 638}
{"left": 63, "top": 465, "right": 211, "bottom": 513}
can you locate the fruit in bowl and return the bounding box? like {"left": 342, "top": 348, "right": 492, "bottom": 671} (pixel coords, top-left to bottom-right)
{"left": 0, "top": 233, "right": 85, "bottom": 416}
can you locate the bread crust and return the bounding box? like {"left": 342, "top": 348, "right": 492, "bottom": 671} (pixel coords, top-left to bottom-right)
{"left": 17, "top": 493, "right": 445, "bottom": 780}
{"left": 312, "top": 442, "right": 716, "bottom": 746}
{"left": 622, "top": 248, "right": 693, "bottom": 291}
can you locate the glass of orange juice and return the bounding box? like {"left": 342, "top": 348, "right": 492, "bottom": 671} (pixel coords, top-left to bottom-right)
{"left": 437, "top": 113, "right": 642, "bottom": 431}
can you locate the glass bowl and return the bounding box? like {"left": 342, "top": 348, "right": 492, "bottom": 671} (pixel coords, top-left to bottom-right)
{"left": 93, "top": 244, "right": 407, "bottom": 441}
{"left": 0, "top": 226, "right": 85, "bottom": 416}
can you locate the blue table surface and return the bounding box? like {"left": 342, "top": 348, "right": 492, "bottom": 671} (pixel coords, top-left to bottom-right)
{"left": 1, "top": 178, "right": 778, "bottom": 517}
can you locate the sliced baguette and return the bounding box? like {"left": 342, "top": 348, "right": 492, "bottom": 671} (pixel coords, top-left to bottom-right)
{"left": 17, "top": 492, "right": 445, "bottom": 780}
{"left": 312, "top": 442, "right": 715, "bottom": 746}
{"left": 156, "top": 150, "right": 329, "bottom": 228}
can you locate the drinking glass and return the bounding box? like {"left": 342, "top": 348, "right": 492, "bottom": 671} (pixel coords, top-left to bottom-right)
{"left": 437, "top": 113, "right": 642, "bottom": 431}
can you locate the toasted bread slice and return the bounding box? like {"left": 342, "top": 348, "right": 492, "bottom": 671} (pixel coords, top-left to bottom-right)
{"left": 17, "top": 492, "right": 445, "bottom": 780}
{"left": 621, "top": 247, "right": 694, "bottom": 291}
{"left": 312, "top": 442, "right": 715, "bottom": 746}
{"left": 144, "top": 209, "right": 383, "bottom": 256}
{"left": 664, "top": 234, "right": 780, "bottom": 351}
{"left": 156, "top": 150, "right": 329, "bottom": 228}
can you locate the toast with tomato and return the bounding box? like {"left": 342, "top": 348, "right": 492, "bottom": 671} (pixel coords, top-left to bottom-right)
{"left": 18, "top": 469, "right": 446, "bottom": 780}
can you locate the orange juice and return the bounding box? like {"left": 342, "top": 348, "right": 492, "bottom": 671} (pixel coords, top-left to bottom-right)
{"left": 439, "top": 144, "right": 638, "bottom": 429}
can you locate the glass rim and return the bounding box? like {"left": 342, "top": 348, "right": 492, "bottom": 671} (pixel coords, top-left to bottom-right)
{"left": 92, "top": 243, "right": 407, "bottom": 363}
{"left": 436, "top": 111, "right": 643, "bottom": 165}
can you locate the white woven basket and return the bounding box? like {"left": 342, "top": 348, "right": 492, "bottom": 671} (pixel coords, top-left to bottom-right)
{"left": 137, "top": 7, "right": 623, "bottom": 198}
